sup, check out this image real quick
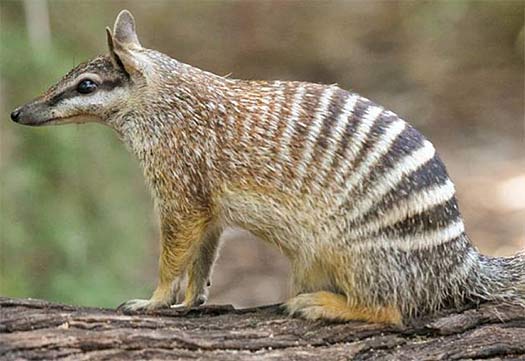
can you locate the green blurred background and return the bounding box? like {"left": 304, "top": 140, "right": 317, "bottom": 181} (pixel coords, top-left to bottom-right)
{"left": 1, "top": 0, "right": 523, "bottom": 308}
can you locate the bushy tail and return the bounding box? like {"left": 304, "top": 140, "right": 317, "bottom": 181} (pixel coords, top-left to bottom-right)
{"left": 469, "top": 251, "right": 525, "bottom": 307}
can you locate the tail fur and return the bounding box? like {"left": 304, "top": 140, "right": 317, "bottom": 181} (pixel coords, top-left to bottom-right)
{"left": 469, "top": 251, "right": 525, "bottom": 307}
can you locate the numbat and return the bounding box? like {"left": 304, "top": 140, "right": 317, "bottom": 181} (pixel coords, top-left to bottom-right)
{"left": 11, "top": 10, "right": 524, "bottom": 325}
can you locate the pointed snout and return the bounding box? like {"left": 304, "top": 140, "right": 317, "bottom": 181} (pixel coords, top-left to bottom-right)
{"left": 10, "top": 101, "right": 100, "bottom": 127}
{"left": 10, "top": 108, "right": 21, "bottom": 122}
{"left": 9, "top": 104, "right": 38, "bottom": 126}
{"left": 9, "top": 102, "right": 55, "bottom": 126}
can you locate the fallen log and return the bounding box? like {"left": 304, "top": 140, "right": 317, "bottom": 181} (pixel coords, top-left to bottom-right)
{"left": 0, "top": 297, "right": 524, "bottom": 360}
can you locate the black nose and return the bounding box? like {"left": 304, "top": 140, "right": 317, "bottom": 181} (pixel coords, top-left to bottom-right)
{"left": 10, "top": 109, "right": 21, "bottom": 122}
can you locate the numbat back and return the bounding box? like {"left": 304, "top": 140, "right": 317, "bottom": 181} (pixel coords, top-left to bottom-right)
{"left": 11, "top": 10, "right": 524, "bottom": 324}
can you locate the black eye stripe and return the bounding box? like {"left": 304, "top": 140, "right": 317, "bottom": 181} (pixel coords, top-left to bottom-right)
{"left": 100, "top": 78, "right": 123, "bottom": 89}
{"left": 46, "top": 78, "right": 124, "bottom": 106}
{"left": 47, "top": 90, "right": 68, "bottom": 106}
{"left": 75, "top": 78, "right": 123, "bottom": 92}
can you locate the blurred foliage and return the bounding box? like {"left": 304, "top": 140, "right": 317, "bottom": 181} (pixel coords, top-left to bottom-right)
{"left": 0, "top": 1, "right": 523, "bottom": 308}
{"left": 0, "top": 1, "right": 156, "bottom": 306}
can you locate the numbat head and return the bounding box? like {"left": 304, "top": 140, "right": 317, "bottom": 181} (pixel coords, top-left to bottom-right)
{"left": 11, "top": 13, "right": 135, "bottom": 126}
{"left": 12, "top": 10, "right": 524, "bottom": 324}
{"left": 11, "top": 11, "right": 180, "bottom": 128}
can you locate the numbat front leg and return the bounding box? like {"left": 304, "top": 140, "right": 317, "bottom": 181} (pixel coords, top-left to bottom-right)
{"left": 173, "top": 226, "right": 222, "bottom": 308}
{"left": 119, "top": 214, "right": 210, "bottom": 313}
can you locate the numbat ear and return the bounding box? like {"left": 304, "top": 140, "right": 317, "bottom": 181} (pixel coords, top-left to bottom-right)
{"left": 113, "top": 10, "right": 141, "bottom": 48}
{"left": 107, "top": 10, "right": 144, "bottom": 76}
{"left": 106, "top": 27, "right": 123, "bottom": 69}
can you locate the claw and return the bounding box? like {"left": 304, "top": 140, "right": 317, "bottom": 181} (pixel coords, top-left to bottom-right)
{"left": 170, "top": 303, "right": 187, "bottom": 310}
{"left": 169, "top": 293, "right": 207, "bottom": 310}
{"left": 117, "top": 298, "right": 163, "bottom": 313}
{"left": 195, "top": 294, "right": 207, "bottom": 306}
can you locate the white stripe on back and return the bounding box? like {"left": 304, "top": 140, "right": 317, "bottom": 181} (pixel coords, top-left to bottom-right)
{"left": 314, "top": 93, "right": 359, "bottom": 185}
{"left": 240, "top": 114, "right": 253, "bottom": 147}
{"left": 261, "top": 82, "right": 285, "bottom": 178}
{"left": 356, "top": 219, "right": 465, "bottom": 252}
{"left": 267, "top": 81, "right": 284, "bottom": 138}
{"left": 337, "top": 117, "right": 406, "bottom": 206}
{"left": 345, "top": 139, "right": 436, "bottom": 221}
{"left": 347, "top": 178, "right": 456, "bottom": 239}
{"left": 280, "top": 85, "right": 307, "bottom": 167}
{"left": 295, "top": 86, "right": 337, "bottom": 187}
{"left": 333, "top": 104, "right": 384, "bottom": 186}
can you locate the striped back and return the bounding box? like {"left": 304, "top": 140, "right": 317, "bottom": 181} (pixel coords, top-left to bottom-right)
{"left": 227, "top": 80, "right": 465, "bottom": 252}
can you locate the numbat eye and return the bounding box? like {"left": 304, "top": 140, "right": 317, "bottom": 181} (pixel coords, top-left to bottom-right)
{"left": 77, "top": 79, "right": 98, "bottom": 94}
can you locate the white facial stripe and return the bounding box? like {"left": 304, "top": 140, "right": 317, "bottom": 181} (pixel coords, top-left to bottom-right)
{"left": 356, "top": 219, "right": 465, "bottom": 252}
{"left": 348, "top": 179, "right": 456, "bottom": 239}
{"left": 295, "top": 86, "right": 337, "bottom": 187}
{"left": 315, "top": 93, "right": 359, "bottom": 185}
{"left": 346, "top": 140, "right": 436, "bottom": 221}
{"left": 333, "top": 103, "right": 382, "bottom": 186}
{"left": 74, "top": 72, "right": 103, "bottom": 86}
{"left": 58, "top": 86, "right": 126, "bottom": 112}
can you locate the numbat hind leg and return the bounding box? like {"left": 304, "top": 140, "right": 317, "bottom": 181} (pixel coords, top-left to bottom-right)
{"left": 285, "top": 291, "right": 403, "bottom": 325}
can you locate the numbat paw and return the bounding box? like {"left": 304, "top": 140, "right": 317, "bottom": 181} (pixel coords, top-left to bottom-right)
{"left": 285, "top": 291, "right": 403, "bottom": 325}
{"left": 172, "top": 294, "right": 207, "bottom": 309}
{"left": 117, "top": 298, "right": 167, "bottom": 313}
{"left": 193, "top": 293, "right": 207, "bottom": 306}
{"left": 285, "top": 293, "right": 330, "bottom": 321}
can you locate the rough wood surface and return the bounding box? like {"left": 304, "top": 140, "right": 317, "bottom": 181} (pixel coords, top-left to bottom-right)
{"left": 0, "top": 297, "right": 524, "bottom": 360}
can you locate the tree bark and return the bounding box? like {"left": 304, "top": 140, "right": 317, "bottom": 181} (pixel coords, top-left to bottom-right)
{"left": 0, "top": 297, "right": 524, "bottom": 360}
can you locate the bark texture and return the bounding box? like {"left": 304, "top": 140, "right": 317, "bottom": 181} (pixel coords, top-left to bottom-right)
{"left": 0, "top": 297, "right": 524, "bottom": 360}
